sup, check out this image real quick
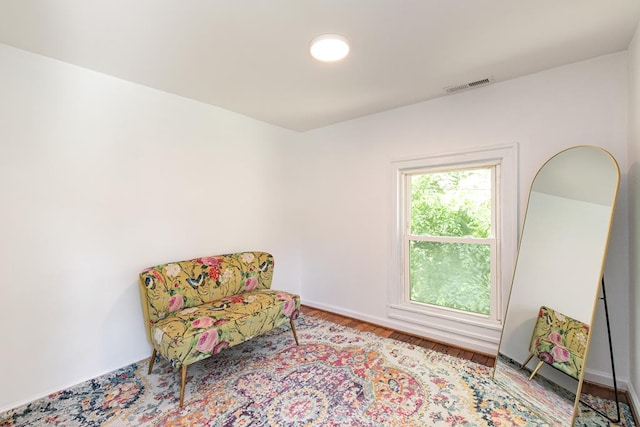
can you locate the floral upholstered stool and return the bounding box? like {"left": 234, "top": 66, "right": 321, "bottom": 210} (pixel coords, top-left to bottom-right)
{"left": 521, "top": 306, "right": 589, "bottom": 381}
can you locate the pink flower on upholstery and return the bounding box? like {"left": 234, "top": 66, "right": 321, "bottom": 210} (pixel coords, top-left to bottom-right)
{"left": 241, "top": 253, "right": 255, "bottom": 263}
{"left": 168, "top": 294, "right": 184, "bottom": 312}
{"left": 548, "top": 331, "right": 563, "bottom": 346}
{"left": 244, "top": 277, "right": 258, "bottom": 291}
{"left": 214, "top": 318, "right": 230, "bottom": 326}
{"left": 552, "top": 346, "right": 571, "bottom": 363}
{"left": 197, "top": 257, "right": 221, "bottom": 267}
{"left": 290, "top": 309, "right": 300, "bottom": 320}
{"left": 276, "top": 294, "right": 297, "bottom": 316}
{"left": 196, "top": 329, "right": 219, "bottom": 353}
{"left": 213, "top": 341, "right": 229, "bottom": 354}
{"left": 538, "top": 351, "right": 553, "bottom": 364}
{"left": 224, "top": 295, "right": 244, "bottom": 304}
{"left": 165, "top": 264, "right": 181, "bottom": 278}
{"left": 282, "top": 299, "right": 295, "bottom": 317}
{"left": 191, "top": 317, "right": 214, "bottom": 329}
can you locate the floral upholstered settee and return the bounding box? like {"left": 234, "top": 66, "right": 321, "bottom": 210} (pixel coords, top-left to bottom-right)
{"left": 139, "top": 251, "right": 300, "bottom": 407}
{"left": 522, "top": 306, "right": 589, "bottom": 381}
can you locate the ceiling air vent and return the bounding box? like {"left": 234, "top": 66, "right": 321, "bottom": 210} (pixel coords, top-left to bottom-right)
{"left": 444, "top": 76, "right": 494, "bottom": 93}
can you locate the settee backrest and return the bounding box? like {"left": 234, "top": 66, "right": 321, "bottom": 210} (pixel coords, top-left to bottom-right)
{"left": 139, "top": 251, "right": 274, "bottom": 340}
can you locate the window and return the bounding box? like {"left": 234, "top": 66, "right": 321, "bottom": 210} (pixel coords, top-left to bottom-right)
{"left": 407, "top": 167, "right": 495, "bottom": 316}
{"left": 389, "top": 145, "right": 517, "bottom": 351}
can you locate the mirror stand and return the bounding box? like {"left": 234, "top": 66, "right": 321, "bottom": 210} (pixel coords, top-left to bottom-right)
{"left": 579, "top": 277, "right": 621, "bottom": 424}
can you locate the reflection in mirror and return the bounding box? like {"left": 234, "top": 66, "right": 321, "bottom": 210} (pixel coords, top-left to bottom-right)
{"left": 493, "top": 146, "right": 619, "bottom": 426}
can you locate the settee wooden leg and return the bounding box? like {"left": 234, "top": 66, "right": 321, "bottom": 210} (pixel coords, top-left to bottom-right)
{"left": 528, "top": 360, "right": 544, "bottom": 381}
{"left": 520, "top": 352, "right": 535, "bottom": 370}
{"left": 290, "top": 318, "right": 299, "bottom": 346}
{"left": 148, "top": 348, "right": 157, "bottom": 375}
{"left": 179, "top": 365, "right": 188, "bottom": 407}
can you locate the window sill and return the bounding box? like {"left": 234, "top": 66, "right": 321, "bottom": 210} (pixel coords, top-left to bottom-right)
{"left": 387, "top": 303, "right": 503, "bottom": 352}
{"left": 389, "top": 303, "right": 502, "bottom": 330}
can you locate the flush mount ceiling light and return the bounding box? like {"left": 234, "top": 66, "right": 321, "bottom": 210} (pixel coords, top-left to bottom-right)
{"left": 310, "top": 34, "right": 350, "bottom": 62}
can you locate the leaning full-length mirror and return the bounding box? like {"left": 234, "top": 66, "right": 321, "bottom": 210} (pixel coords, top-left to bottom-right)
{"left": 493, "top": 146, "right": 619, "bottom": 426}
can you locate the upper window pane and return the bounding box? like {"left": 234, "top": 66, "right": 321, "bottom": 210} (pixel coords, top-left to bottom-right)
{"left": 410, "top": 168, "right": 492, "bottom": 238}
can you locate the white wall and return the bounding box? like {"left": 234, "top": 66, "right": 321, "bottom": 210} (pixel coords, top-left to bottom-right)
{"left": 627, "top": 20, "right": 640, "bottom": 412}
{"left": 0, "top": 44, "right": 300, "bottom": 412}
{"left": 297, "top": 52, "right": 630, "bottom": 382}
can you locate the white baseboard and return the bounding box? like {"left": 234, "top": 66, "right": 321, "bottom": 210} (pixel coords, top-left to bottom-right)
{"left": 628, "top": 382, "right": 639, "bottom": 421}
{"left": 583, "top": 367, "right": 628, "bottom": 390}
{"left": 302, "top": 299, "right": 498, "bottom": 355}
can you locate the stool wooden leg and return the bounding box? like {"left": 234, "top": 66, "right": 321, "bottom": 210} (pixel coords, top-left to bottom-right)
{"left": 290, "top": 318, "right": 299, "bottom": 346}
{"left": 148, "top": 348, "right": 157, "bottom": 375}
{"left": 179, "top": 365, "right": 188, "bottom": 407}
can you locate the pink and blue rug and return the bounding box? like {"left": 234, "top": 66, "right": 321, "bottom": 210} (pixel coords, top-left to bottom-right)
{"left": 0, "top": 314, "right": 634, "bottom": 426}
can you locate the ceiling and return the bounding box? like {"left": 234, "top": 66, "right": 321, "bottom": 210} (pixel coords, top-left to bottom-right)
{"left": 1, "top": 1, "right": 639, "bottom": 132}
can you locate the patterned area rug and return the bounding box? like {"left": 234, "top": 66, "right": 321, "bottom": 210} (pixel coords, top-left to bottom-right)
{"left": 0, "top": 314, "right": 635, "bottom": 426}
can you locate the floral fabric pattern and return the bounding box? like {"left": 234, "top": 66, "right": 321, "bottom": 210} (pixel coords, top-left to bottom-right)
{"left": 151, "top": 289, "right": 300, "bottom": 367}
{"left": 528, "top": 306, "right": 589, "bottom": 379}
{"left": 140, "top": 252, "right": 275, "bottom": 327}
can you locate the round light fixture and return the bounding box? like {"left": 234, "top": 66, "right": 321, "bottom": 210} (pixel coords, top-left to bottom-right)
{"left": 310, "top": 34, "right": 350, "bottom": 62}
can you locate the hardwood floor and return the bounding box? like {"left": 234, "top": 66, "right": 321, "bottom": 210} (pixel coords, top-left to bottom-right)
{"left": 300, "top": 304, "right": 632, "bottom": 410}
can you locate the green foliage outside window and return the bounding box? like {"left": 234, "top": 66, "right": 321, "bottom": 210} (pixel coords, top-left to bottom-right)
{"left": 409, "top": 169, "right": 492, "bottom": 315}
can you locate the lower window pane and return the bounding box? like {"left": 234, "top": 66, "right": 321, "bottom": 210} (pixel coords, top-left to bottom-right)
{"left": 409, "top": 241, "right": 490, "bottom": 315}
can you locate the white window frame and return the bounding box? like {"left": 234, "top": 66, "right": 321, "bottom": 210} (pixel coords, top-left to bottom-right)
{"left": 405, "top": 164, "right": 499, "bottom": 319}
{"left": 388, "top": 144, "right": 518, "bottom": 350}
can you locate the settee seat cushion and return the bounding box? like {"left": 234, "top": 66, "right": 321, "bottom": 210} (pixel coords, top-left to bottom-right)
{"left": 151, "top": 289, "right": 300, "bottom": 368}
